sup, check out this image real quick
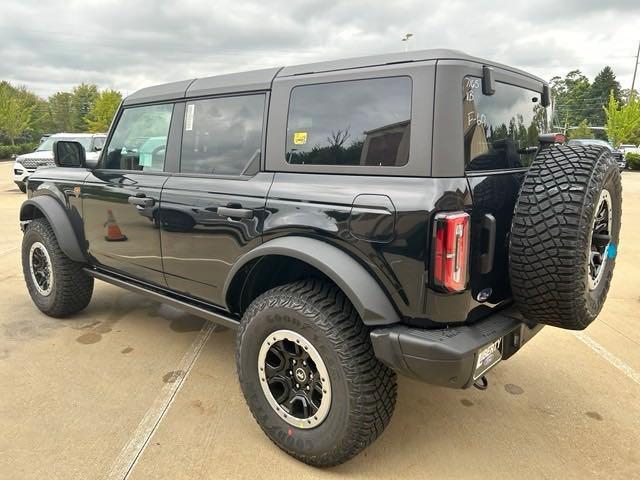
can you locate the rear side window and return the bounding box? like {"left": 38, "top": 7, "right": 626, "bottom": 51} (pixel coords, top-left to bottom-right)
{"left": 286, "top": 77, "right": 412, "bottom": 167}
{"left": 463, "top": 76, "right": 547, "bottom": 172}
{"left": 180, "top": 94, "right": 265, "bottom": 176}
{"left": 103, "top": 104, "right": 173, "bottom": 171}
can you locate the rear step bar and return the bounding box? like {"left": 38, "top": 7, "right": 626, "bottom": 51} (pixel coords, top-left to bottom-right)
{"left": 84, "top": 268, "right": 240, "bottom": 330}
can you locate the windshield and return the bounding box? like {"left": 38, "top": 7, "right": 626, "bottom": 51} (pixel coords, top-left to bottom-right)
{"left": 37, "top": 136, "right": 93, "bottom": 151}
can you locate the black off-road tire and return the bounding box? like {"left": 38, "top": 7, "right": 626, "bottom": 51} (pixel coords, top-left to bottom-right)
{"left": 510, "top": 145, "right": 622, "bottom": 330}
{"left": 236, "top": 279, "right": 397, "bottom": 467}
{"left": 22, "top": 218, "right": 94, "bottom": 317}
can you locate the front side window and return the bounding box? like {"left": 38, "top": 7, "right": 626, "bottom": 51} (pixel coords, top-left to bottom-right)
{"left": 286, "top": 77, "right": 412, "bottom": 167}
{"left": 180, "top": 94, "right": 265, "bottom": 176}
{"left": 463, "top": 76, "right": 548, "bottom": 171}
{"left": 103, "top": 104, "right": 173, "bottom": 171}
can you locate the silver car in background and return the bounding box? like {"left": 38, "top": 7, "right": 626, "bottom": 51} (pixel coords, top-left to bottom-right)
{"left": 13, "top": 133, "right": 106, "bottom": 192}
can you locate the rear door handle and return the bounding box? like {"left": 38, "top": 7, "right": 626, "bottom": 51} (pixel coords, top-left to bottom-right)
{"left": 217, "top": 206, "right": 254, "bottom": 219}
{"left": 479, "top": 213, "right": 496, "bottom": 274}
{"left": 128, "top": 195, "right": 154, "bottom": 208}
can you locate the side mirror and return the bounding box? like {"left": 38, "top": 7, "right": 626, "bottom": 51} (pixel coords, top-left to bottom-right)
{"left": 94, "top": 145, "right": 103, "bottom": 152}
{"left": 53, "top": 141, "right": 86, "bottom": 168}
{"left": 10, "top": 154, "right": 17, "bottom": 160}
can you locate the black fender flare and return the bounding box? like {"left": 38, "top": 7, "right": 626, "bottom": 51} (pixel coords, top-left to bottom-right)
{"left": 20, "top": 196, "right": 86, "bottom": 263}
{"left": 223, "top": 237, "right": 401, "bottom": 326}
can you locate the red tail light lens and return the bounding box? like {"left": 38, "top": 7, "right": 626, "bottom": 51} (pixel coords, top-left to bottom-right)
{"left": 554, "top": 133, "right": 567, "bottom": 143}
{"left": 432, "top": 212, "right": 470, "bottom": 292}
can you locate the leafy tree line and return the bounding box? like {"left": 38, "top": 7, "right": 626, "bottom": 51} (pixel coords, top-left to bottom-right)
{"left": 0, "top": 81, "right": 122, "bottom": 148}
{"left": 551, "top": 65, "right": 640, "bottom": 147}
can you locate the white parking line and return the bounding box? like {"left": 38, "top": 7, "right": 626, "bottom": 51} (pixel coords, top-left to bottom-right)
{"left": 573, "top": 331, "right": 640, "bottom": 386}
{"left": 107, "top": 321, "right": 216, "bottom": 480}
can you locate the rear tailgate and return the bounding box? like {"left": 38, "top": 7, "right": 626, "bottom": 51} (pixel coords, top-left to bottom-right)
{"left": 462, "top": 71, "right": 548, "bottom": 319}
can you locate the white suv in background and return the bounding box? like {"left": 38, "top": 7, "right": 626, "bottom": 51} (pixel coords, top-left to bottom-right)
{"left": 13, "top": 133, "right": 106, "bottom": 192}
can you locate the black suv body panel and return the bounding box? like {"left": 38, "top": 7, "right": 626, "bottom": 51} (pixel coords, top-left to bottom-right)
{"left": 263, "top": 173, "right": 477, "bottom": 323}
{"left": 160, "top": 172, "right": 274, "bottom": 304}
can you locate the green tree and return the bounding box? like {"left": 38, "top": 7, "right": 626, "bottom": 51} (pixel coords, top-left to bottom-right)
{"left": 71, "top": 83, "right": 99, "bottom": 131}
{"left": 588, "top": 66, "right": 622, "bottom": 125}
{"left": 86, "top": 90, "right": 122, "bottom": 132}
{"left": 551, "top": 70, "right": 591, "bottom": 128}
{"left": 0, "top": 83, "right": 36, "bottom": 145}
{"left": 48, "top": 92, "right": 74, "bottom": 132}
{"left": 604, "top": 91, "right": 640, "bottom": 146}
{"left": 568, "top": 119, "right": 595, "bottom": 139}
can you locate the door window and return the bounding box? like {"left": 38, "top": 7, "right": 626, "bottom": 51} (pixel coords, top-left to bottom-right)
{"left": 285, "top": 77, "right": 412, "bottom": 167}
{"left": 103, "top": 104, "right": 174, "bottom": 171}
{"left": 180, "top": 94, "right": 265, "bottom": 176}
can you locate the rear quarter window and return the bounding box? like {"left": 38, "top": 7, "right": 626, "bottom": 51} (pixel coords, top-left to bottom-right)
{"left": 463, "top": 76, "right": 547, "bottom": 172}
{"left": 286, "top": 77, "right": 412, "bottom": 167}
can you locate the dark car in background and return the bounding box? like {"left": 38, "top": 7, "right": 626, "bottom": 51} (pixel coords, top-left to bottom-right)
{"left": 568, "top": 138, "right": 626, "bottom": 169}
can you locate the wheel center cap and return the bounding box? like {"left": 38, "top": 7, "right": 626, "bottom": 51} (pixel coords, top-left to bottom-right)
{"left": 295, "top": 368, "right": 306, "bottom": 382}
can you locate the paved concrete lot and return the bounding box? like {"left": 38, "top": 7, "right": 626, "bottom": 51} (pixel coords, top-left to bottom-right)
{"left": 0, "top": 161, "right": 638, "bottom": 479}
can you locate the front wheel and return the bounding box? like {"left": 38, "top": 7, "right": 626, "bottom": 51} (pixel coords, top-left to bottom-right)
{"left": 236, "top": 279, "right": 397, "bottom": 467}
{"left": 22, "top": 218, "right": 94, "bottom": 317}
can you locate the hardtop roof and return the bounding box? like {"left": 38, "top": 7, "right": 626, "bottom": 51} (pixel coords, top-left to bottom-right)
{"left": 123, "top": 49, "right": 546, "bottom": 106}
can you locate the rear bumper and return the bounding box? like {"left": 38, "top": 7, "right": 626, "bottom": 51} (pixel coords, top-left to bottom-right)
{"left": 370, "top": 306, "right": 543, "bottom": 389}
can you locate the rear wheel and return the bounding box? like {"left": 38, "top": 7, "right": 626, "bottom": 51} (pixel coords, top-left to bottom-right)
{"left": 236, "top": 279, "right": 397, "bottom": 467}
{"left": 22, "top": 218, "right": 94, "bottom": 317}
{"left": 510, "top": 145, "right": 622, "bottom": 330}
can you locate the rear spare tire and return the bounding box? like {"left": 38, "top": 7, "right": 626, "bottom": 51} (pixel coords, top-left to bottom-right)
{"left": 510, "top": 145, "right": 622, "bottom": 330}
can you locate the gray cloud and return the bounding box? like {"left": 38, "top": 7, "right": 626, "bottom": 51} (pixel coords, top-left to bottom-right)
{"left": 0, "top": 0, "right": 638, "bottom": 97}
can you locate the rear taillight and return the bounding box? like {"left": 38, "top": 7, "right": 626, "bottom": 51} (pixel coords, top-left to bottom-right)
{"left": 432, "top": 212, "right": 470, "bottom": 292}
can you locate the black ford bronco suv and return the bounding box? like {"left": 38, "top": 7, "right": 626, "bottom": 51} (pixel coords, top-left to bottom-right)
{"left": 19, "top": 49, "right": 621, "bottom": 467}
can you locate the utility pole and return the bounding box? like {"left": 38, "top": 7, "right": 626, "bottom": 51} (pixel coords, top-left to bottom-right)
{"left": 632, "top": 40, "right": 640, "bottom": 96}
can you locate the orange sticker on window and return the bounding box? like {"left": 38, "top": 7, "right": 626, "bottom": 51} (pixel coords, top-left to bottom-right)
{"left": 293, "top": 132, "right": 308, "bottom": 145}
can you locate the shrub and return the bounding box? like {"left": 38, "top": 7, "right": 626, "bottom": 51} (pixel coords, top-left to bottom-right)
{"left": 0, "top": 143, "right": 37, "bottom": 160}
{"left": 626, "top": 152, "right": 640, "bottom": 170}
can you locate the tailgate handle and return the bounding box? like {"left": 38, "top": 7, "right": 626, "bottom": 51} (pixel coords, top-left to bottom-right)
{"left": 479, "top": 213, "right": 496, "bottom": 274}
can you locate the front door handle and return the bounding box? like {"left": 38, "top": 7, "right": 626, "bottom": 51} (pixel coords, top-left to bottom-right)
{"left": 217, "top": 206, "right": 254, "bottom": 219}
{"left": 128, "top": 195, "right": 155, "bottom": 208}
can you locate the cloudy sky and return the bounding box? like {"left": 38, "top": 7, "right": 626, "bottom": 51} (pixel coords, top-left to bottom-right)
{"left": 1, "top": 0, "right": 639, "bottom": 98}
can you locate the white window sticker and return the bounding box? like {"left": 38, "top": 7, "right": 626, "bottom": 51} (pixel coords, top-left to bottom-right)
{"left": 185, "top": 104, "right": 195, "bottom": 131}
